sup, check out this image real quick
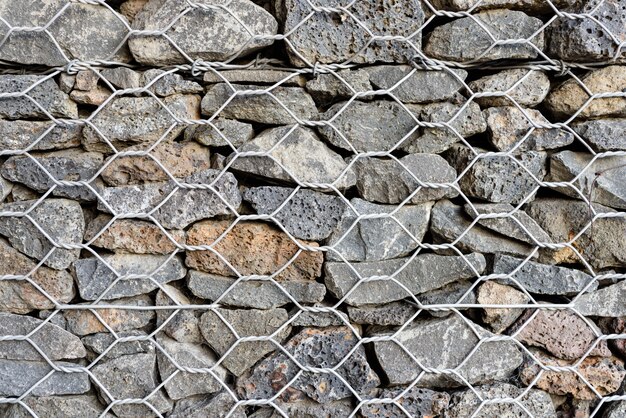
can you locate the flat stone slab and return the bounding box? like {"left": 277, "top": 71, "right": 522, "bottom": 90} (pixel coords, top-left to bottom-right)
{"left": 3, "top": 395, "right": 113, "bottom": 418}
{"left": 0, "top": 75, "right": 77, "bottom": 119}
{"left": 468, "top": 69, "right": 550, "bottom": 108}
{"left": 573, "top": 280, "right": 626, "bottom": 317}
{"left": 0, "top": 120, "right": 82, "bottom": 152}
{"left": 0, "top": 360, "right": 90, "bottom": 397}
{"left": 81, "top": 330, "right": 155, "bottom": 361}
{"left": 572, "top": 118, "right": 626, "bottom": 151}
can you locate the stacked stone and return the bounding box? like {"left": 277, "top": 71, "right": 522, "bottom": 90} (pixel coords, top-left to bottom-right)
{"left": 0, "top": 0, "right": 625, "bottom": 417}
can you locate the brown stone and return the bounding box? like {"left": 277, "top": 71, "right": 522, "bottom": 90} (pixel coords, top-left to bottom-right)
{"left": 101, "top": 141, "right": 212, "bottom": 186}
{"left": 477, "top": 281, "right": 528, "bottom": 334}
{"left": 185, "top": 221, "right": 323, "bottom": 281}
{"left": 120, "top": 0, "right": 149, "bottom": 22}
{"left": 69, "top": 86, "right": 111, "bottom": 106}
{"left": 85, "top": 215, "right": 185, "bottom": 255}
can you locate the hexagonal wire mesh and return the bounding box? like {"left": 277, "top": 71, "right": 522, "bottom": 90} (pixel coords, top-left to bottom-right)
{"left": 0, "top": 0, "right": 625, "bottom": 417}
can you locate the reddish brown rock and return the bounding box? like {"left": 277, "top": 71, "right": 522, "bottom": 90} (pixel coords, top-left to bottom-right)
{"left": 69, "top": 86, "right": 111, "bottom": 106}
{"left": 186, "top": 221, "right": 323, "bottom": 281}
{"left": 477, "top": 281, "right": 529, "bottom": 333}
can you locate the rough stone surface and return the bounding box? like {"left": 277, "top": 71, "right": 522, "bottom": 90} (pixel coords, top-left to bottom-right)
{"left": 82, "top": 330, "right": 155, "bottom": 361}
{"left": 305, "top": 69, "right": 371, "bottom": 103}
{"left": 280, "top": 0, "right": 425, "bottom": 66}
{"left": 100, "top": 67, "right": 142, "bottom": 90}
{"left": 424, "top": 10, "right": 544, "bottom": 62}
{"left": 155, "top": 285, "right": 203, "bottom": 344}
{"left": 0, "top": 75, "right": 77, "bottom": 119}
{"left": 237, "top": 327, "right": 380, "bottom": 403}
{"left": 0, "top": 360, "right": 90, "bottom": 397}
{"left": 477, "top": 281, "right": 529, "bottom": 333}
{"left": 573, "top": 280, "right": 626, "bottom": 317}
{"left": 419, "top": 279, "right": 477, "bottom": 317}
{"left": 355, "top": 154, "right": 458, "bottom": 204}
{"left": 605, "top": 402, "right": 626, "bottom": 418}
{"left": 184, "top": 118, "right": 254, "bottom": 148}
{"left": 572, "top": 119, "right": 626, "bottom": 151}
{"left": 373, "top": 315, "right": 523, "bottom": 386}
{"left": 428, "top": 0, "right": 578, "bottom": 12}
{"left": 169, "top": 392, "right": 245, "bottom": 418}
{"left": 360, "top": 386, "right": 450, "bottom": 418}
{"left": 347, "top": 301, "right": 418, "bottom": 326}
{"left": 186, "top": 221, "right": 323, "bottom": 280}
{"left": 199, "top": 308, "right": 290, "bottom": 376}
{"left": 0, "top": 199, "right": 84, "bottom": 270}
{"left": 3, "top": 395, "right": 112, "bottom": 418}
{"left": 0, "top": 120, "right": 82, "bottom": 151}
{"left": 326, "top": 198, "right": 432, "bottom": 262}
{"left": 129, "top": 0, "right": 278, "bottom": 65}
{"left": 203, "top": 69, "right": 307, "bottom": 86}
{"left": 468, "top": 69, "right": 550, "bottom": 108}
{"left": 243, "top": 186, "right": 345, "bottom": 241}
{"left": 69, "top": 86, "right": 111, "bottom": 106}
{"left": 324, "top": 253, "right": 486, "bottom": 306}
{"left": 141, "top": 69, "right": 204, "bottom": 97}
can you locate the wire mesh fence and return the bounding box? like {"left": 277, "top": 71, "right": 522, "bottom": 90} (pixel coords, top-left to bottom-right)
{"left": 0, "top": 0, "right": 625, "bottom": 417}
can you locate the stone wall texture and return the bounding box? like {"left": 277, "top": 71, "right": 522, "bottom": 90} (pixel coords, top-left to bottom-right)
{"left": 0, "top": 0, "right": 625, "bottom": 417}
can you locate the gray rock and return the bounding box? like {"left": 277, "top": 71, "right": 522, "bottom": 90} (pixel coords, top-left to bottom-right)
{"left": 324, "top": 253, "right": 486, "bottom": 306}
{"left": 326, "top": 198, "right": 433, "bottom": 262}
{"left": 74, "top": 70, "right": 99, "bottom": 91}
{"left": 360, "top": 386, "right": 450, "bottom": 418}
{"left": 290, "top": 304, "right": 348, "bottom": 327}
{"left": 548, "top": 151, "right": 626, "bottom": 210}
{"left": 255, "top": 400, "right": 354, "bottom": 418}
{"left": 347, "top": 301, "right": 418, "bottom": 326}
{"left": 203, "top": 69, "right": 307, "bottom": 86}
{"left": 97, "top": 168, "right": 241, "bottom": 229}
{"left": 373, "top": 315, "right": 523, "bottom": 386}
{"left": 243, "top": 186, "right": 345, "bottom": 241}
{"left": 141, "top": 69, "right": 203, "bottom": 96}
{"left": 129, "top": 0, "right": 277, "bottom": 65}
{"left": 201, "top": 83, "right": 317, "bottom": 124}
{"left": 418, "top": 279, "right": 477, "bottom": 317}
{"left": 73, "top": 254, "right": 186, "bottom": 301}
{"left": 3, "top": 395, "right": 112, "bottom": 418}
{"left": 492, "top": 254, "right": 598, "bottom": 296}
{"left": 0, "top": 199, "right": 84, "bottom": 270}
{"left": 188, "top": 270, "right": 326, "bottom": 309}
{"left": 156, "top": 334, "right": 226, "bottom": 400}
{"left": 199, "top": 308, "right": 290, "bottom": 376}
{"left": 468, "top": 69, "right": 550, "bottom": 108}
{"left": 0, "top": 120, "right": 82, "bottom": 151}
{"left": 484, "top": 106, "right": 574, "bottom": 152}
{"left": 525, "top": 198, "right": 626, "bottom": 269}
{"left": 366, "top": 66, "right": 468, "bottom": 103}
{"left": 605, "top": 401, "right": 626, "bottom": 418}
{"left": 0, "top": 75, "right": 77, "bottom": 119}
{"left": 305, "top": 69, "right": 372, "bottom": 103}
{"left": 91, "top": 353, "right": 172, "bottom": 417}
{"left": 237, "top": 327, "right": 380, "bottom": 403}
{"left": 424, "top": 10, "right": 544, "bottom": 62}
{"left": 477, "top": 281, "right": 528, "bottom": 333}
{"left": 169, "top": 392, "right": 245, "bottom": 418}
{"left": 573, "top": 281, "right": 626, "bottom": 317}
{"left": 428, "top": 0, "right": 578, "bottom": 12}
{"left": 229, "top": 125, "right": 356, "bottom": 188}
{"left": 547, "top": 0, "right": 626, "bottom": 61}
{"left": 155, "top": 285, "right": 203, "bottom": 344}
{"left": 355, "top": 154, "right": 458, "bottom": 204}
{"left": 82, "top": 330, "right": 155, "bottom": 361}
{"left": 184, "top": 118, "right": 254, "bottom": 148}
{"left": 572, "top": 119, "right": 626, "bottom": 151}
{"left": 10, "top": 184, "right": 39, "bottom": 202}
{"left": 430, "top": 200, "right": 536, "bottom": 258}
{"left": 0, "top": 313, "right": 86, "bottom": 361}
{"left": 444, "top": 383, "right": 556, "bottom": 418}
{"left": 448, "top": 144, "right": 547, "bottom": 204}
{"left": 280, "top": 0, "right": 424, "bottom": 66}
{"left": 100, "top": 67, "right": 142, "bottom": 90}
{"left": 1, "top": 149, "right": 104, "bottom": 201}
{"left": 0, "top": 360, "right": 90, "bottom": 397}
{"left": 82, "top": 94, "right": 200, "bottom": 153}
{"left": 0, "top": 174, "right": 11, "bottom": 202}
{"left": 464, "top": 202, "right": 552, "bottom": 245}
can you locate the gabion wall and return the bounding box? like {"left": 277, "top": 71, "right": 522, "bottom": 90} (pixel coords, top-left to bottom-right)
{"left": 0, "top": 0, "right": 625, "bottom": 417}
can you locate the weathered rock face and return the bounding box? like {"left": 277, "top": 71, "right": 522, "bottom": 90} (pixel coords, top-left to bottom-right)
{"left": 573, "top": 280, "right": 626, "bottom": 317}
{"left": 0, "top": 74, "right": 78, "bottom": 119}
{"left": 572, "top": 118, "right": 626, "bottom": 151}
{"left": 477, "top": 281, "right": 528, "bottom": 333}
{"left": 184, "top": 118, "right": 254, "bottom": 148}
{"left": 0, "top": 120, "right": 82, "bottom": 151}
{"left": 360, "top": 386, "right": 450, "bottom": 418}
{"left": 0, "top": 360, "right": 90, "bottom": 397}
{"left": 169, "top": 392, "right": 245, "bottom": 418}
{"left": 468, "top": 69, "right": 550, "bottom": 108}
{"left": 3, "top": 395, "right": 113, "bottom": 418}
{"left": 82, "top": 330, "right": 155, "bottom": 361}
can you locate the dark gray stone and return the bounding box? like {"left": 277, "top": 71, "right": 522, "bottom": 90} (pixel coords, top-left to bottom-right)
{"left": 82, "top": 330, "right": 155, "bottom": 361}
{"left": 360, "top": 386, "right": 450, "bottom": 418}
{"left": 573, "top": 281, "right": 626, "bottom": 317}
{"left": 0, "top": 360, "right": 90, "bottom": 397}
{"left": 3, "top": 395, "right": 112, "bottom": 418}
{"left": 418, "top": 279, "right": 477, "bottom": 317}
{"left": 0, "top": 120, "right": 82, "bottom": 151}
{"left": 141, "top": 69, "right": 203, "bottom": 96}
{"left": 468, "top": 69, "right": 550, "bottom": 108}
{"left": 184, "top": 118, "right": 254, "bottom": 148}
{"left": 100, "top": 67, "right": 142, "bottom": 90}
{"left": 347, "top": 301, "right": 418, "bottom": 326}
{"left": 155, "top": 285, "right": 203, "bottom": 344}
{"left": 572, "top": 119, "right": 626, "bottom": 151}
{"left": 305, "top": 69, "right": 371, "bottom": 103}
{"left": 0, "top": 75, "right": 77, "bottom": 119}
{"left": 169, "top": 392, "right": 245, "bottom": 418}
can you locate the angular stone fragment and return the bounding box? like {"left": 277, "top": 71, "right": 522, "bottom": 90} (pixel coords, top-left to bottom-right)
{"left": 347, "top": 301, "right": 418, "bottom": 326}
{"left": 82, "top": 94, "right": 200, "bottom": 152}
{"left": 606, "top": 402, "right": 626, "bottom": 418}
{"left": 237, "top": 327, "right": 380, "bottom": 403}
{"left": 243, "top": 186, "right": 345, "bottom": 241}
{"left": 445, "top": 383, "right": 556, "bottom": 418}
{"left": 448, "top": 144, "right": 547, "bottom": 204}
{"left": 418, "top": 279, "right": 477, "bottom": 317}
{"left": 91, "top": 353, "right": 172, "bottom": 417}
{"left": 424, "top": 10, "right": 544, "bottom": 62}
{"left": 156, "top": 334, "right": 226, "bottom": 400}
{"left": 254, "top": 400, "right": 353, "bottom": 418}
{"left": 360, "top": 386, "right": 450, "bottom": 418}
{"left": 519, "top": 349, "right": 626, "bottom": 400}
{"left": 187, "top": 270, "right": 326, "bottom": 309}
{"left": 484, "top": 106, "right": 573, "bottom": 152}
{"left": 572, "top": 119, "right": 626, "bottom": 151}
{"left": 155, "top": 285, "right": 203, "bottom": 344}
{"left": 0, "top": 313, "right": 85, "bottom": 361}
{"left": 120, "top": 0, "right": 149, "bottom": 22}
{"left": 573, "top": 281, "right": 626, "bottom": 317}
{"left": 1, "top": 149, "right": 104, "bottom": 201}
{"left": 141, "top": 69, "right": 203, "bottom": 96}
{"left": 98, "top": 168, "right": 241, "bottom": 229}
{"left": 10, "top": 184, "right": 39, "bottom": 201}
{"left": 492, "top": 254, "right": 597, "bottom": 296}
{"left": 548, "top": 151, "right": 626, "bottom": 210}
{"left": 82, "top": 330, "right": 155, "bottom": 361}
{"left": 355, "top": 154, "right": 458, "bottom": 204}
{"left": 85, "top": 215, "right": 184, "bottom": 254}
{"left": 0, "top": 360, "right": 90, "bottom": 397}
{"left": 70, "top": 86, "right": 111, "bottom": 106}
{"left": 64, "top": 295, "right": 155, "bottom": 336}
{"left": 373, "top": 315, "right": 523, "bottom": 386}
{"left": 468, "top": 69, "right": 550, "bottom": 108}
{"left": 0, "top": 238, "right": 75, "bottom": 314}
{"left": 324, "top": 253, "right": 486, "bottom": 306}
{"left": 429, "top": 0, "right": 578, "bottom": 11}
{"left": 100, "top": 67, "right": 142, "bottom": 90}
{"left": 199, "top": 308, "right": 290, "bottom": 376}
{"left": 326, "top": 198, "right": 432, "bottom": 262}
{"left": 169, "top": 392, "right": 245, "bottom": 418}
{"left": 0, "top": 176, "right": 11, "bottom": 203}
{"left": 203, "top": 69, "right": 306, "bottom": 86}
{"left": 230, "top": 125, "right": 355, "bottom": 188}
{"left": 280, "top": 0, "right": 424, "bottom": 66}
{"left": 430, "top": 200, "right": 535, "bottom": 258}
{"left": 545, "top": 66, "right": 626, "bottom": 119}
{"left": 464, "top": 202, "right": 552, "bottom": 245}
{"left": 0, "top": 75, "right": 77, "bottom": 119}
{"left": 73, "top": 253, "right": 186, "bottom": 300}
{"left": 305, "top": 69, "right": 371, "bottom": 102}
{"left": 290, "top": 304, "right": 347, "bottom": 327}
{"left": 0, "top": 199, "right": 84, "bottom": 270}
{"left": 477, "top": 281, "right": 528, "bottom": 333}
{"left": 201, "top": 84, "right": 317, "bottom": 124}
{"left": 129, "top": 0, "right": 278, "bottom": 65}
{"left": 184, "top": 118, "right": 254, "bottom": 148}
{"left": 0, "top": 120, "right": 82, "bottom": 151}
{"left": 3, "top": 395, "right": 112, "bottom": 418}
